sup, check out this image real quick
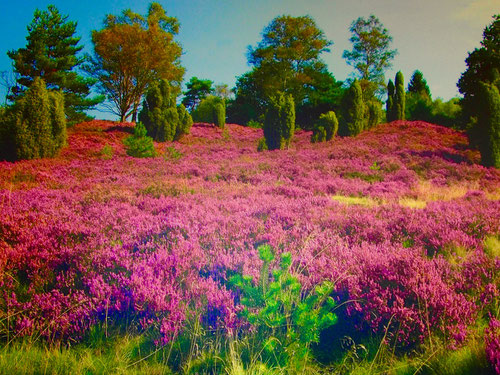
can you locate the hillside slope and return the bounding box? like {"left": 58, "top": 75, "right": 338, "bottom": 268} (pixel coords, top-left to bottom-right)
{"left": 0, "top": 120, "right": 499, "bottom": 368}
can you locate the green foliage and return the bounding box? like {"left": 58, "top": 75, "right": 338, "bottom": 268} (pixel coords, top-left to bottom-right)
{"left": 0, "top": 106, "right": 16, "bottom": 161}
{"left": 246, "top": 120, "right": 263, "bottom": 129}
{"left": 248, "top": 15, "right": 332, "bottom": 106}
{"left": 123, "top": 122, "right": 156, "bottom": 158}
{"left": 164, "top": 145, "right": 183, "bottom": 161}
{"left": 192, "top": 96, "right": 226, "bottom": 128}
{"left": 11, "top": 77, "right": 67, "bottom": 160}
{"left": 49, "top": 91, "right": 67, "bottom": 151}
{"left": 386, "top": 79, "right": 395, "bottom": 122}
{"left": 99, "top": 144, "right": 114, "bottom": 160}
{"left": 7, "top": 5, "right": 102, "bottom": 123}
{"left": 263, "top": 92, "right": 295, "bottom": 150}
{"left": 181, "top": 77, "right": 214, "bottom": 112}
{"left": 257, "top": 137, "right": 268, "bottom": 152}
{"left": 229, "top": 245, "right": 337, "bottom": 371}
{"left": 214, "top": 103, "right": 225, "bottom": 128}
{"left": 339, "top": 80, "right": 365, "bottom": 136}
{"left": 312, "top": 111, "right": 338, "bottom": 143}
{"left": 458, "top": 15, "right": 500, "bottom": 131}
{"left": 405, "top": 93, "right": 462, "bottom": 129}
{"left": 365, "top": 100, "right": 382, "bottom": 129}
{"left": 176, "top": 104, "right": 193, "bottom": 139}
{"left": 408, "top": 70, "right": 431, "bottom": 100}
{"left": 476, "top": 81, "right": 500, "bottom": 168}
{"left": 394, "top": 71, "right": 405, "bottom": 120}
{"left": 311, "top": 126, "right": 327, "bottom": 143}
{"left": 343, "top": 15, "right": 397, "bottom": 98}
{"left": 86, "top": 2, "right": 184, "bottom": 122}
{"left": 139, "top": 79, "right": 192, "bottom": 142}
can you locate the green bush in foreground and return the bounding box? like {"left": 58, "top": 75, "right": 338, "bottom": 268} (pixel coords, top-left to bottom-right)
{"left": 124, "top": 122, "right": 156, "bottom": 158}
{"left": 229, "top": 245, "right": 338, "bottom": 372}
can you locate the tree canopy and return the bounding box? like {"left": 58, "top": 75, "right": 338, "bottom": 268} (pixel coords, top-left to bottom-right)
{"left": 182, "top": 77, "right": 214, "bottom": 112}
{"left": 343, "top": 15, "right": 397, "bottom": 99}
{"left": 7, "top": 5, "right": 102, "bottom": 123}
{"left": 86, "top": 2, "right": 184, "bottom": 122}
{"left": 457, "top": 14, "right": 500, "bottom": 127}
{"left": 247, "top": 15, "right": 332, "bottom": 104}
{"left": 408, "top": 70, "right": 431, "bottom": 100}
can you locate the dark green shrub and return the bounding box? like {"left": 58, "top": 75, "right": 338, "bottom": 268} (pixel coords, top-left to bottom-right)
{"left": 316, "top": 111, "right": 338, "bottom": 141}
{"left": 176, "top": 104, "right": 193, "bottom": 139}
{"left": 139, "top": 80, "right": 192, "bottom": 142}
{"left": 214, "top": 102, "right": 225, "bottom": 128}
{"left": 124, "top": 122, "right": 156, "bottom": 158}
{"left": 394, "top": 71, "right": 405, "bottom": 120}
{"left": 263, "top": 92, "right": 295, "bottom": 150}
{"left": 0, "top": 107, "right": 16, "bottom": 161}
{"left": 339, "top": 80, "right": 365, "bottom": 136}
{"left": 49, "top": 90, "right": 67, "bottom": 151}
{"left": 386, "top": 79, "right": 395, "bottom": 122}
{"left": 257, "top": 137, "right": 268, "bottom": 151}
{"left": 311, "top": 126, "right": 326, "bottom": 143}
{"left": 192, "top": 95, "right": 226, "bottom": 128}
{"left": 10, "top": 77, "right": 67, "bottom": 160}
{"left": 365, "top": 100, "right": 382, "bottom": 129}
{"left": 246, "top": 120, "right": 263, "bottom": 128}
{"left": 477, "top": 81, "right": 500, "bottom": 168}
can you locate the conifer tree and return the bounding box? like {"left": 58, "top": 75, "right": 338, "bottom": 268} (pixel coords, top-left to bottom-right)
{"left": 13, "top": 77, "right": 66, "bottom": 160}
{"left": 386, "top": 79, "right": 395, "bottom": 122}
{"left": 408, "top": 70, "right": 431, "bottom": 99}
{"left": 264, "top": 92, "right": 295, "bottom": 150}
{"left": 394, "top": 71, "right": 405, "bottom": 120}
{"left": 8, "top": 5, "right": 102, "bottom": 123}
{"left": 139, "top": 79, "right": 192, "bottom": 142}
{"left": 365, "top": 100, "right": 382, "bottom": 129}
{"left": 477, "top": 81, "right": 500, "bottom": 168}
{"left": 339, "top": 80, "right": 365, "bottom": 136}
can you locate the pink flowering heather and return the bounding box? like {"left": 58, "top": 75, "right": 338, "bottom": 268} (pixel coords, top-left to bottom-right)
{"left": 486, "top": 318, "right": 500, "bottom": 374}
{"left": 0, "top": 120, "right": 499, "bottom": 348}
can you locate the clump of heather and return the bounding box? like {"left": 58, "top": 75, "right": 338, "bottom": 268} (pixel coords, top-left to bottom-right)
{"left": 0, "top": 119, "right": 499, "bottom": 359}
{"left": 485, "top": 317, "right": 500, "bottom": 374}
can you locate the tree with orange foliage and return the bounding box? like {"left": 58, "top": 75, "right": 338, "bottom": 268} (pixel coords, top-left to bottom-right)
{"left": 86, "top": 3, "right": 184, "bottom": 122}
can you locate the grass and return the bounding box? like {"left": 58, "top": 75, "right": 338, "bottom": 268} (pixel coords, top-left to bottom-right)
{"left": 0, "top": 336, "right": 172, "bottom": 375}
{"left": 331, "top": 195, "right": 382, "bottom": 207}
{"left": 483, "top": 235, "right": 500, "bottom": 259}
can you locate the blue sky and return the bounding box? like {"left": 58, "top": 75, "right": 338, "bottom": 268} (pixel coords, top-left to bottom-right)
{"left": 0, "top": 0, "right": 498, "bottom": 120}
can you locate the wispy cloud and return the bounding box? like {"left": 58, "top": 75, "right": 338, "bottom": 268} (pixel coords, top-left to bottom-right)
{"left": 452, "top": 0, "right": 498, "bottom": 26}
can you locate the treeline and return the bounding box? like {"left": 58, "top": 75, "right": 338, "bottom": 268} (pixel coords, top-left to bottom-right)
{"left": 0, "top": 4, "right": 498, "bottom": 167}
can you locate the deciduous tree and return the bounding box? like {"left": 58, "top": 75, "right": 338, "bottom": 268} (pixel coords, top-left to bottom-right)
{"left": 248, "top": 15, "right": 332, "bottom": 106}
{"left": 343, "top": 15, "right": 397, "bottom": 99}
{"left": 86, "top": 2, "right": 184, "bottom": 122}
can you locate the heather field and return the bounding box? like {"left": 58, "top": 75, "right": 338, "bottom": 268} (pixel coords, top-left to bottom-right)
{"left": 1, "top": 120, "right": 499, "bottom": 374}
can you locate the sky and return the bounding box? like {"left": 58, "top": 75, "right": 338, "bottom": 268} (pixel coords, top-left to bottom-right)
{"left": 0, "top": 0, "right": 498, "bottom": 120}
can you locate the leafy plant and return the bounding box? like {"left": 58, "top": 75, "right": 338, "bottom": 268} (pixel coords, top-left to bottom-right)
{"left": 229, "top": 245, "right": 338, "bottom": 371}
{"left": 263, "top": 92, "right": 295, "bottom": 150}
{"left": 123, "top": 122, "right": 156, "bottom": 158}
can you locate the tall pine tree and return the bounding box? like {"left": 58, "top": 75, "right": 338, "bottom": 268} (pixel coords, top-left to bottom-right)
{"left": 8, "top": 5, "right": 103, "bottom": 123}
